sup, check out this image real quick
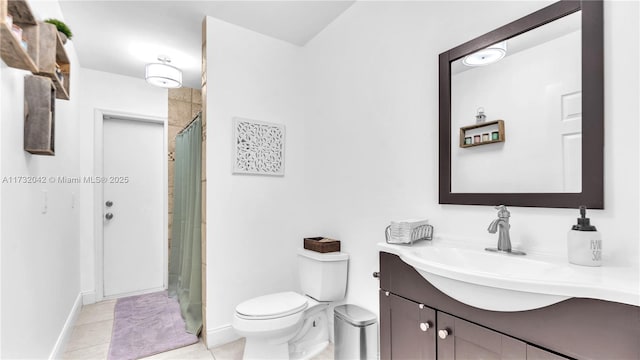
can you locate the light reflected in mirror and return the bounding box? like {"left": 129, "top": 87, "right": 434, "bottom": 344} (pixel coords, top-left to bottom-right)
{"left": 450, "top": 11, "right": 581, "bottom": 193}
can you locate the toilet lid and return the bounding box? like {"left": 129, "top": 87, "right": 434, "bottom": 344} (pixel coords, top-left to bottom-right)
{"left": 236, "top": 291, "right": 308, "bottom": 319}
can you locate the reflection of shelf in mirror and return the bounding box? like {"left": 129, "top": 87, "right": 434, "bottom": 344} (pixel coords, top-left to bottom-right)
{"left": 460, "top": 120, "right": 505, "bottom": 148}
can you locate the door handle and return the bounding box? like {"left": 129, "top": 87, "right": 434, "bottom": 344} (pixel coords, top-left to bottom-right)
{"left": 105, "top": 212, "right": 114, "bottom": 220}
{"left": 105, "top": 200, "right": 113, "bottom": 207}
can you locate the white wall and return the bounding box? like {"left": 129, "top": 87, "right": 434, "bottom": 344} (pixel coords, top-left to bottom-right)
{"left": 77, "top": 68, "right": 167, "bottom": 303}
{"left": 204, "top": 16, "right": 309, "bottom": 346}
{"left": 203, "top": 0, "right": 639, "bottom": 345}
{"left": 0, "top": 2, "right": 82, "bottom": 357}
{"left": 302, "top": 0, "right": 639, "bottom": 316}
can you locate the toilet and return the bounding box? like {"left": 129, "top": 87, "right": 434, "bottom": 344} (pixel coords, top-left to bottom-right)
{"left": 233, "top": 249, "right": 349, "bottom": 360}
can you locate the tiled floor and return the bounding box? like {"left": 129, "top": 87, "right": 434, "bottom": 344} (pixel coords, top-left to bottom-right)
{"left": 208, "top": 339, "right": 334, "bottom": 360}
{"left": 62, "top": 300, "right": 334, "bottom": 360}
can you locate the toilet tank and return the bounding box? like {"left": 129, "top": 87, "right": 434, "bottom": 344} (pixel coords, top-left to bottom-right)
{"left": 298, "top": 249, "right": 349, "bottom": 301}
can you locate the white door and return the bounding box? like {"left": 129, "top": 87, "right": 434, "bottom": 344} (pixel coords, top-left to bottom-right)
{"left": 103, "top": 117, "right": 165, "bottom": 297}
{"left": 547, "top": 85, "right": 582, "bottom": 192}
{"left": 559, "top": 91, "right": 582, "bottom": 192}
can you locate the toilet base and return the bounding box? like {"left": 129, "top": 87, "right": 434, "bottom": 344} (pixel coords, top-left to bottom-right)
{"left": 243, "top": 339, "right": 289, "bottom": 360}
{"left": 290, "top": 340, "right": 329, "bottom": 360}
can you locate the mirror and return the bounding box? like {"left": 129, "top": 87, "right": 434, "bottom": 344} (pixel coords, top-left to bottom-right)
{"left": 439, "top": 1, "right": 603, "bottom": 208}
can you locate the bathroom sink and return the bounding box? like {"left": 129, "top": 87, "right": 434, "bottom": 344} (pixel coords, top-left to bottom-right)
{"left": 378, "top": 241, "right": 640, "bottom": 312}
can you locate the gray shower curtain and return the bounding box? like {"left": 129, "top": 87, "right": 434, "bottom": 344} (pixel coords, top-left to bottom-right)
{"left": 168, "top": 114, "right": 202, "bottom": 335}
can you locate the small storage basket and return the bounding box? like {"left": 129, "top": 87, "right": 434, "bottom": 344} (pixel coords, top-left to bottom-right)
{"left": 385, "top": 224, "right": 433, "bottom": 245}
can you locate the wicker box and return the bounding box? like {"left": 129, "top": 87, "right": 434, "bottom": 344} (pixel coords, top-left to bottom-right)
{"left": 303, "top": 237, "right": 341, "bottom": 253}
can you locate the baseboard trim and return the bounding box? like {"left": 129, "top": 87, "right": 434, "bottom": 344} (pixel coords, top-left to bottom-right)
{"left": 49, "top": 292, "right": 83, "bottom": 359}
{"left": 82, "top": 291, "right": 96, "bottom": 305}
{"left": 206, "top": 324, "right": 240, "bottom": 349}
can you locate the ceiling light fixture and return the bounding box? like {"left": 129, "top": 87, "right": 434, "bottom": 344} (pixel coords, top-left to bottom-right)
{"left": 462, "top": 41, "right": 507, "bottom": 67}
{"left": 145, "top": 55, "right": 182, "bottom": 88}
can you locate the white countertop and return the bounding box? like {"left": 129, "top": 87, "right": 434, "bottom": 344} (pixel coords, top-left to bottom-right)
{"left": 378, "top": 239, "right": 640, "bottom": 311}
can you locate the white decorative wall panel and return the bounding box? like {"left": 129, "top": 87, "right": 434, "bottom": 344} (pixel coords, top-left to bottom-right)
{"left": 232, "top": 117, "right": 285, "bottom": 176}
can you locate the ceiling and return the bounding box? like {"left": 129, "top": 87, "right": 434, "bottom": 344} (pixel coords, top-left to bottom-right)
{"left": 58, "top": 1, "right": 355, "bottom": 88}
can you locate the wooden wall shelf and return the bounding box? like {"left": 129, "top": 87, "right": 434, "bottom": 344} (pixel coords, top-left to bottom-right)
{"left": 0, "top": 0, "right": 39, "bottom": 72}
{"left": 36, "top": 21, "right": 70, "bottom": 100}
{"left": 24, "top": 75, "right": 55, "bottom": 155}
{"left": 459, "top": 120, "right": 505, "bottom": 148}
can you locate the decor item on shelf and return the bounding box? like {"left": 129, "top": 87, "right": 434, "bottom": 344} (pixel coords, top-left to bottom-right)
{"left": 491, "top": 131, "right": 499, "bottom": 140}
{"left": 55, "top": 64, "right": 62, "bottom": 80}
{"left": 464, "top": 137, "right": 472, "bottom": 145}
{"left": 44, "top": 18, "right": 72, "bottom": 44}
{"left": 11, "top": 23, "right": 22, "bottom": 40}
{"left": 232, "top": 117, "right": 285, "bottom": 176}
{"left": 475, "top": 107, "right": 486, "bottom": 123}
{"left": 462, "top": 41, "right": 507, "bottom": 67}
{"left": 482, "top": 133, "right": 490, "bottom": 142}
{"left": 473, "top": 135, "right": 481, "bottom": 144}
{"left": 145, "top": 55, "right": 182, "bottom": 88}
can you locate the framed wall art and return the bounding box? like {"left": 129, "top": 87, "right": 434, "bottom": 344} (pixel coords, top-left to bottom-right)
{"left": 232, "top": 117, "right": 285, "bottom": 176}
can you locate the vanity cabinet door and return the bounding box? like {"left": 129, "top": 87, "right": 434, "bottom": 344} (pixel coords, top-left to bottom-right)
{"left": 380, "top": 291, "right": 436, "bottom": 359}
{"left": 437, "top": 312, "right": 526, "bottom": 360}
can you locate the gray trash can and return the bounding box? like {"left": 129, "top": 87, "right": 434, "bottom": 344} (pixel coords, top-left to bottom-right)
{"left": 334, "top": 304, "right": 377, "bottom": 360}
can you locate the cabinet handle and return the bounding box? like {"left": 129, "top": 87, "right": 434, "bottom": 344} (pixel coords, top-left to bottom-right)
{"left": 438, "top": 329, "right": 450, "bottom": 339}
{"left": 419, "top": 322, "right": 432, "bottom": 332}
{"left": 419, "top": 304, "right": 425, "bottom": 309}
{"left": 385, "top": 291, "right": 390, "bottom": 296}
{"left": 373, "top": 271, "right": 380, "bottom": 278}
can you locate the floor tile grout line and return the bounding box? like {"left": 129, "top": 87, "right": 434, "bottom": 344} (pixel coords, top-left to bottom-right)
{"left": 63, "top": 317, "right": 114, "bottom": 354}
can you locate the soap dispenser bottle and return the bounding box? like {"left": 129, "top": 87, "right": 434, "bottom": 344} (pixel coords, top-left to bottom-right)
{"left": 567, "top": 206, "right": 602, "bottom": 266}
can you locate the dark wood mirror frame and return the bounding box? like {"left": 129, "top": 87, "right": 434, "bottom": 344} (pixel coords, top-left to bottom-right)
{"left": 439, "top": 0, "right": 603, "bottom": 209}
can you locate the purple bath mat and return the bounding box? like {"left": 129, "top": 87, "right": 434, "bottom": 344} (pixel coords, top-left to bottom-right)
{"left": 107, "top": 291, "right": 198, "bottom": 360}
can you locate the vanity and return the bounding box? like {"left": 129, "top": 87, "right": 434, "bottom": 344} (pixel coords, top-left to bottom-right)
{"left": 377, "top": 242, "right": 640, "bottom": 359}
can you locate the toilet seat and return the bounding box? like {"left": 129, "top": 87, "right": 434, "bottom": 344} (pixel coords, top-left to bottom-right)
{"left": 236, "top": 291, "right": 308, "bottom": 320}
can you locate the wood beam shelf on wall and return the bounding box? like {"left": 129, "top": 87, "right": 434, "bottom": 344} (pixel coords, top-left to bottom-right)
{"left": 0, "top": 0, "right": 39, "bottom": 72}
{"left": 24, "top": 75, "right": 55, "bottom": 155}
{"left": 36, "top": 21, "right": 70, "bottom": 100}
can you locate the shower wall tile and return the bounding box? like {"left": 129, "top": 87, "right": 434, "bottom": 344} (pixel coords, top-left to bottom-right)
{"left": 192, "top": 89, "right": 202, "bottom": 104}
{"left": 168, "top": 161, "right": 175, "bottom": 190}
{"left": 169, "top": 99, "right": 193, "bottom": 128}
{"left": 168, "top": 87, "right": 192, "bottom": 102}
{"left": 192, "top": 103, "right": 202, "bottom": 119}
{"left": 168, "top": 124, "right": 183, "bottom": 145}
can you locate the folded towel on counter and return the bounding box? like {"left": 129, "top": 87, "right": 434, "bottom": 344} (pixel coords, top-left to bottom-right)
{"left": 388, "top": 218, "right": 429, "bottom": 244}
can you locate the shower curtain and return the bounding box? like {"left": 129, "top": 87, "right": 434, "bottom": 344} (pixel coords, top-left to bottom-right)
{"left": 168, "top": 114, "right": 202, "bottom": 335}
